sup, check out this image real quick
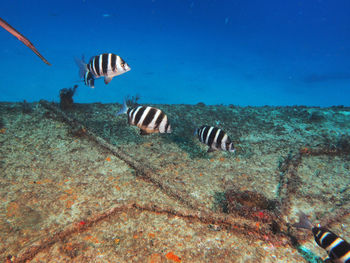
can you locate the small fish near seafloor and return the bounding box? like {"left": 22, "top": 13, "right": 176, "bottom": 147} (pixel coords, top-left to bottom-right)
{"left": 75, "top": 53, "right": 131, "bottom": 88}
{"left": 293, "top": 212, "right": 350, "bottom": 263}
{"left": 195, "top": 125, "right": 235, "bottom": 153}
{"left": 116, "top": 99, "right": 172, "bottom": 135}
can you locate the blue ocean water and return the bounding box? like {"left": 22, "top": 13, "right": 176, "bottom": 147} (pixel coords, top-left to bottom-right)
{"left": 1, "top": 0, "right": 349, "bottom": 106}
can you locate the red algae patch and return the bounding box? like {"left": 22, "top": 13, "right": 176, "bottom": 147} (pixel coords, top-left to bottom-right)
{"left": 165, "top": 251, "right": 181, "bottom": 262}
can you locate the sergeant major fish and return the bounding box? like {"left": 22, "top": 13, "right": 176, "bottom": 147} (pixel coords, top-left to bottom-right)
{"left": 84, "top": 70, "right": 95, "bottom": 89}
{"left": 75, "top": 53, "right": 131, "bottom": 88}
{"left": 293, "top": 212, "right": 350, "bottom": 263}
{"left": 195, "top": 125, "right": 235, "bottom": 153}
{"left": 116, "top": 99, "right": 172, "bottom": 135}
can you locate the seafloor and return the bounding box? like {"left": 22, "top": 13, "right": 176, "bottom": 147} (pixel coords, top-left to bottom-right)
{"left": 0, "top": 100, "right": 349, "bottom": 263}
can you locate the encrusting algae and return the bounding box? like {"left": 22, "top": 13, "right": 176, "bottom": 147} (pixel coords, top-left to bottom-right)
{"left": 0, "top": 101, "right": 349, "bottom": 262}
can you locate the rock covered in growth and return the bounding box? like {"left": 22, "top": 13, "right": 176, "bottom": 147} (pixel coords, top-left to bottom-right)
{"left": 59, "top": 85, "right": 78, "bottom": 110}
{"left": 224, "top": 189, "right": 279, "bottom": 223}
{"left": 21, "top": 100, "right": 33, "bottom": 114}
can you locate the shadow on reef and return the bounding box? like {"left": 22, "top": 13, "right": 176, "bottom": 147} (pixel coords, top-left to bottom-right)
{"left": 163, "top": 117, "right": 209, "bottom": 159}
{"left": 162, "top": 103, "right": 243, "bottom": 159}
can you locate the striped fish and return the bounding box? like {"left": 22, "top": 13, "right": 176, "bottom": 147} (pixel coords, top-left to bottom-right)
{"left": 75, "top": 53, "right": 130, "bottom": 88}
{"left": 293, "top": 212, "right": 350, "bottom": 263}
{"left": 116, "top": 99, "right": 172, "bottom": 135}
{"left": 195, "top": 125, "right": 235, "bottom": 153}
{"left": 84, "top": 71, "right": 95, "bottom": 89}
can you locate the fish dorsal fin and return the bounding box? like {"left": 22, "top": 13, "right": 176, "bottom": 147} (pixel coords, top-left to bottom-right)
{"left": 104, "top": 76, "right": 113, "bottom": 84}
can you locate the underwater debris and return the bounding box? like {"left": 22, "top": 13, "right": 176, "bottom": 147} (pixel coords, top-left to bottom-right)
{"left": 21, "top": 100, "right": 33, "bottom": 114}
{"left": 59, "top": 85, "right": 78, "bottom": 110}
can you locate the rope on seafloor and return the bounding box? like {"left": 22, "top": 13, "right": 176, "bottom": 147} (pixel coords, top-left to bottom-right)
{"left": 9, "top": 101, "right": 345, "bottom": 263}
{"left": 38, "top": 100, "right": 288, "bottom": 238}
{"left": 277, "top": 147, "right": 350, "bottom": 226}
{"left": 16, "top": 101, "right": 350, "bottom": 262}
{"left": 39, "top": 100, "right": 200, "bottom": 211}
{"left": 277, "top": 151, "right": 303, "bottom": 216}
{"left": 13, "top": 201, "right": 283, "bottom": 263}
{"left": 38, "top": 101, "right": 350, "bottom": 226}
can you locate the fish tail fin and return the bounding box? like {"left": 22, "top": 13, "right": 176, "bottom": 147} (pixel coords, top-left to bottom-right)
{"left": 116, "top": 98, "right": 129, "bottom": 116}
{"left": 84, "top": 71, "right": 95, "bottom": 88}
{"left": 193, "top": 127, "right": 199, "bottom": 136}
{"left": 228, "top": 142, "right": 236, "bottom": 153}
{"left": 292, "top": 212, "right": 314, "bottom": 230}
{"left": 74, "top": 55, "right": 88, "bottom": 79}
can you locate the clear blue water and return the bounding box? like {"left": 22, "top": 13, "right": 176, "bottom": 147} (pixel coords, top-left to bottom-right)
{"left": 1, "top": 0, "right": 349, "bottom": 106}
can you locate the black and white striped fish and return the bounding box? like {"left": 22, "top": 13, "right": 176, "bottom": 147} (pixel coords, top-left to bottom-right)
{"left": 293, "top": 212, "right": 350, "bottom": 263}
{"left": 75, "top": 53, "right": 130, "bottom": 88}
{"left": 116, "top": 99, "right": 172, "bottom": 135}
{"left": 84, "top": 70, "right": 95, "bottom": 89}
{"left": 195, "top": 125, "right": 235, "bottom": 153}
